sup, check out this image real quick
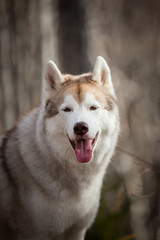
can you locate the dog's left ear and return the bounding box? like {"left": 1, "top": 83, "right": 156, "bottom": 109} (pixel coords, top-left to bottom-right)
{"left": 43, "top": 60, "right": 64, "bottom": 98}
{"left": 92, "top": 56, "right": 115, "bottom": 96}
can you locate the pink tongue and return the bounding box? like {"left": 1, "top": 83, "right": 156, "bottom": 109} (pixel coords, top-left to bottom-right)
{"left": 75, "top": 139, "right": 92, "bottom": 163}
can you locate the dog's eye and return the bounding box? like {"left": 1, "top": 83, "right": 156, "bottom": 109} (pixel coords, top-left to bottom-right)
{"left": 90, "top": 106, "right": 98, "bottom": 111}
{"left": 62, "top": 107, "right": 72, "bottom": 112}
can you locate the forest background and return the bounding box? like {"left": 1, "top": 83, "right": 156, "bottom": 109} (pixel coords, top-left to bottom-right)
{"left": 0, "top": 0, "right": 160, "bottom": 239}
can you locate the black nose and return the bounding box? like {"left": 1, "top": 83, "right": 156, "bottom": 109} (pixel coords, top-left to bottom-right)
{"left": 74, "top": 122, "right": 89, "bottom": 136}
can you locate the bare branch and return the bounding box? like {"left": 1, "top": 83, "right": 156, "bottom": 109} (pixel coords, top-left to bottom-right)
{"left": 130, "top": 190, "right": 157, "bottom": 200}
{"left": 117, "top": 148, "right": 160, "bottom": 173}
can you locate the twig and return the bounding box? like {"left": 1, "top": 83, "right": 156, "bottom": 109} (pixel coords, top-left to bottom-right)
{"left": 117, "top": 148, "right": 160, "bottom": 173}
{"left": 130, "top": 190, "right": 157, "bottom": 200}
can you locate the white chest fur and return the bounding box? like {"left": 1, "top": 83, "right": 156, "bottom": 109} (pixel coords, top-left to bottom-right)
{"left": 23, "top": 172, "right": 103, "bottom": 238}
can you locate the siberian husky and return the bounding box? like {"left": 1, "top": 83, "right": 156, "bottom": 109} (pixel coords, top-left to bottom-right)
{"left": 0, "top": 56, "right": 119, "bottom": 240}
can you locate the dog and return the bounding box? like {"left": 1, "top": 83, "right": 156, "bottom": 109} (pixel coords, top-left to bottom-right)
{"left": 0, "top": 56, "right": 119, "bottom": 240}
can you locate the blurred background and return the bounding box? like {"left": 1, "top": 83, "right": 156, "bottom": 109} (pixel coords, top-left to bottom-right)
{"left": 0, "top": 0, "right": 160, "bottom": 239}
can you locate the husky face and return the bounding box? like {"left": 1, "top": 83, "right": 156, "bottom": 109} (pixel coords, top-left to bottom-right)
{"left": 43, "top": 57, "right": 119, "bottom": 164}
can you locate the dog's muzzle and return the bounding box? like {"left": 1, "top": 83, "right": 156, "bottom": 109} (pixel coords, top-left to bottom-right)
{"left": 68, "top": 132, "right": 98, "bottom": 163}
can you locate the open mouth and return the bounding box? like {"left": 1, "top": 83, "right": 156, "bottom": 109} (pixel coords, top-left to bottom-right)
{"left": 68, "top": 132, "right": 98, "bottom": 163}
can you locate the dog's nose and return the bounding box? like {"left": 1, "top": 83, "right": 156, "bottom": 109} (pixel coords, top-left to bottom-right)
{"left": 74, "top": 122, "right": 89, "bottom": 136}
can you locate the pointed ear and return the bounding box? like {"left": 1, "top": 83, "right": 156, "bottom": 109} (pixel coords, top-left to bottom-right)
{"left": 43, "top": 60, "right": 64, "bottom": 98}
{"left": 92, "top": 56, "right": 115, "bottom": 96}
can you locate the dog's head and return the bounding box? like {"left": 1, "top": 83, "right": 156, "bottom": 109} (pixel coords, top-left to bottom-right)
{"left": 42, "top": 56, "right": 119, "bottom": 164}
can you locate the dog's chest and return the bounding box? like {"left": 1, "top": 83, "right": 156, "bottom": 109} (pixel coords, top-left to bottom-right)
{"left": 25, "top": 175, "right": 102, "bottom": 237}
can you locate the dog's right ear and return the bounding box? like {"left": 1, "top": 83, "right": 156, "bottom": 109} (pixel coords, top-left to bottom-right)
{"left": 43, "top": 60, "right": 64, "bottom": 98}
